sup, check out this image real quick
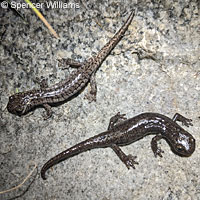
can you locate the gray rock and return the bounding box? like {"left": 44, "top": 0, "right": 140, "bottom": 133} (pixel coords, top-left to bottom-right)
{"left": 0, "top": 1, "right": 199, "bottom": 199}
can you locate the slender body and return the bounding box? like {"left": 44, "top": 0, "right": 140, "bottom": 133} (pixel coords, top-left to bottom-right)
{"left": 41, "top": 112, "right": 195, "bottom": 180}
{"left": 7, "top": 11, "right": 135, "bottom": 118}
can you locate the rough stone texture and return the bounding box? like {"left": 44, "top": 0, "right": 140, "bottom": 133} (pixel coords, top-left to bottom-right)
{"left": 0, "top": 0, "right": 199, "bottom": 199}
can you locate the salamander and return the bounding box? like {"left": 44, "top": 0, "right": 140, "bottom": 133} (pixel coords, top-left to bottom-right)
{"left": 7, "top": 11, "right": 134, "bottom": 118}
{"left": 41, "top": 112, "right": 195, "bottom": 180}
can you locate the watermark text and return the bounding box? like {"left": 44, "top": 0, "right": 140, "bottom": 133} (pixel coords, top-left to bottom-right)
{"left": 1, "top": 1, "right": 80, "bottom": 10}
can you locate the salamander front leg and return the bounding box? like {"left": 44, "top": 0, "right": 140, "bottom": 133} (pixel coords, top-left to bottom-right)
{"left": 108, "top": 112, "right": 127, "bottom": 130}
{"left": 59, "top": 58, "right": 83, "bottom": 69}
{"left": 43, "top": 104, "right": 52, "bottom": 119}
{"left": 34, "top": 76, "right": 48, "bottom": 88}
{"left": 172, "top": 113, "right": 193, "bottom": 127}
{"left": 34, "top": 77, "right": 52, "bottom": 119}
{"left": 111, "top": 144, "right": 138, "bottom": 169}
{"left": 151, "top": 135, "right": 164, "bottom": 157}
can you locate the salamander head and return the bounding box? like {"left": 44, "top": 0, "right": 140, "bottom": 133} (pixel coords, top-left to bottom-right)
{"left": 171, "top": 129, "right": 195, "bottom": 157}
{"left": 7, "top": 92, "right": 32, "bottom": 116}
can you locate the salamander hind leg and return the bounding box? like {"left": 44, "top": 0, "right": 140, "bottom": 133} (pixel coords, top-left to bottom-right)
{"left": 111, "top": 144, "right": 138, "bottom": 169}
{"left": 151, "top": 135, "right": 164, "bottom": 157}
{"left": 172, "top": 113, "right": 193, "bottom": 127}
{"left": 59, "top": 58, "right": 83, "bottom": 69}
{"left": 108, "top": 112, "right": 127, "bottom": 130}
{"left": 84, "top": 72, "right": 97, "bottom": 102}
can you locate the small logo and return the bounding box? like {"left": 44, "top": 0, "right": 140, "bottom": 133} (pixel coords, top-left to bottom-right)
{"left": 1, "top": 1, "right": 8, "bottom": 9}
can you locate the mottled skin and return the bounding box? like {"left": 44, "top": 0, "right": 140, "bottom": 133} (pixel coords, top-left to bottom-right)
{"left": 41, "top": 112, "right": 195, "bottom": 180}
{"left": 7, "top": 11, "right": 135, "bottom": 118}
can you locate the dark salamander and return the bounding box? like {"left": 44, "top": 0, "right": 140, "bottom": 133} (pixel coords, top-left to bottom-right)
{"left": 41, "top": 112, "right": 195, "bottom": 180}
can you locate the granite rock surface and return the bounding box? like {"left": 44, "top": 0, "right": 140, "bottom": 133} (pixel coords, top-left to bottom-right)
{"left": 0, "top": 0, "right": 199, "bottom": 199}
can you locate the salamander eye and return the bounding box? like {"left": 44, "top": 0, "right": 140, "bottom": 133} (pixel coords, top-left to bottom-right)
{"left": 176, "top": 144, "right": 184, "bottom": 152}
{"left": 16, "top": 105, "right": 23, "bottom": 112}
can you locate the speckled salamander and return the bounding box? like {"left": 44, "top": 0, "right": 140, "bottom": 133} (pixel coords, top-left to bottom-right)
{"left": 7, "top": 11, "right": 134, "bottom": 118}
{"left": 41, "top": 112, "right": 195, "bottom": 180}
